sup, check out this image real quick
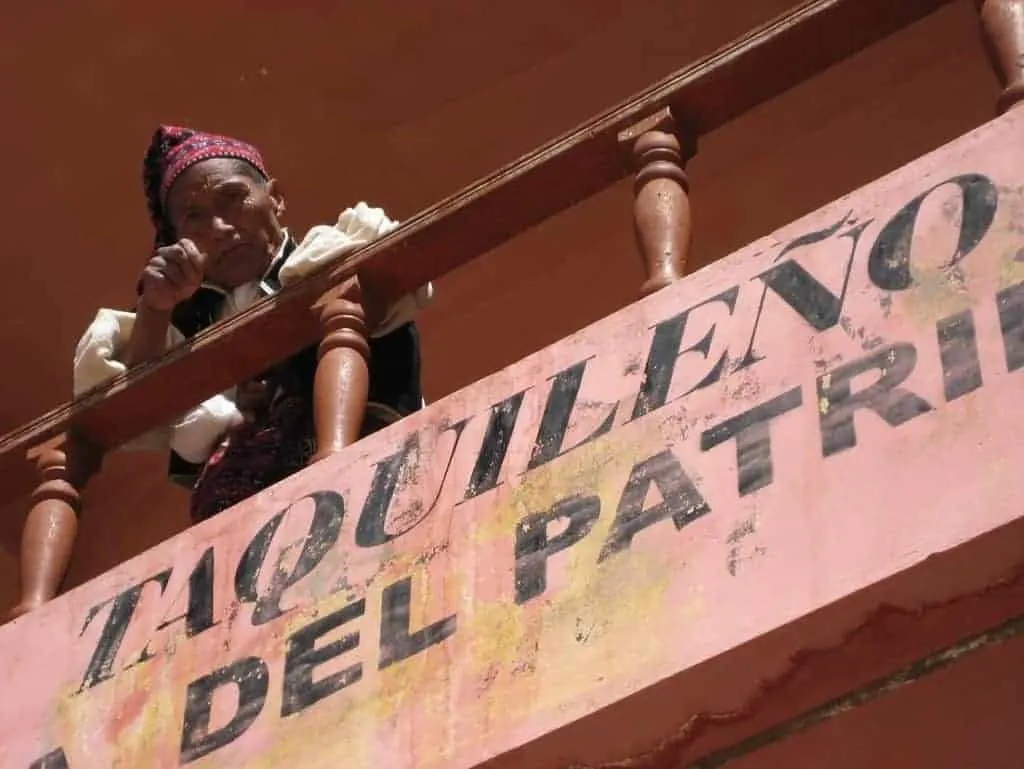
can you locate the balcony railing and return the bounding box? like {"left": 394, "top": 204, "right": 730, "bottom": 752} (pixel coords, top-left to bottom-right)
{"left": 0, "top": 0, "right": 973, "bottom": 619}
{"left": 1, "top": 1, "right": 1023, "bottom": 767}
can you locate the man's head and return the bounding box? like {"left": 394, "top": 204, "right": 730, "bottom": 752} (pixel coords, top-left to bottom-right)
{"left": 143, "top": 126, "right": 287, "bottom": 290}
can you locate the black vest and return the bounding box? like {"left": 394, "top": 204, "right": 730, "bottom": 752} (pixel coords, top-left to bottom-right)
{"left": 166, "top": 238, "right": 423, "bottom": 486}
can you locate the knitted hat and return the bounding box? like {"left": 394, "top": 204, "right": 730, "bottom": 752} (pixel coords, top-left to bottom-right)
{"left": 143, "top": 125, "right": 268, "bottom": 246}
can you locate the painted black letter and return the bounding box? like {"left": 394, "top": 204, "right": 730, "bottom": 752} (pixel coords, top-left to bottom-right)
{"left": 599, "top": 450, "right": 711, "bottom": 560}
{"left": 632, "top": 287, "right": 739, "bottom": 420}
{"left": 378, "top": 576, "right": 457, "bottom": 669}
{"left": 701, "top": 387, "right": 803, "bottom": 496}
{"left": 817, "top": 344, "right": 933, "bottom": 457}
{"left": 135, "top": 546, "right": 218, "bottom": 664}
{"left": 282, "top": 598, "right": 365, "bottom": 717}
{"left": 78, "top": 570, "right": 171, "bottom": 691}
{"left": 937, "top": 309, "right": 982, "bottom": 402}
{"left": 464, "top": 391, "right": 527, "bottom": 500}
{"left": 28, "top": 748, "right": 69, "bottom": 769}
{"left": 235, "top": 491, "right": 345, "bottom": 625}
{"left": 528, "top": 360, "right": 617, "bottom": 470}
{"left": 180, "top": 656, "right": 269, "bottom": 764}
{"left": 868, "top": 174, "right": 997, "bottom": 292}
{"left": 738, "top": 215, "right": 870, "bottom": 369}
{"left": 997, "top": 280, "right": 1024, "bottom": 372}
{"left": 357, "top": 419, "right": 469, "bottom": 547}
{"left": 514, "top": 495, "right": 601, "bottom": 604}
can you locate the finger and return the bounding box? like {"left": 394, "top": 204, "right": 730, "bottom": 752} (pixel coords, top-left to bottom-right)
{"left": 178, "top": 238, "right": 207, "bottom": 273}
{"left": 141, "top": 271, "right": 174, "bottom": 301}
{"left": 151, "top": 248, "right": 182, "bottom": 279}
{"left": 163, "top": 245, "right": 202, "bottom": 285}
{"left": 146, "top": 253, "right": 168, "bottom": 272}
{"left": 142, "top": 262, "right": 164, "bottom": 282}
{"left": 161, "top": 258, "right": 188, "bottom": 287}
{"left": 178, "top": 255, "right": 204, "bottom": 286}
{"left": 155, "top": 243, "right": 185, "bottom": 263}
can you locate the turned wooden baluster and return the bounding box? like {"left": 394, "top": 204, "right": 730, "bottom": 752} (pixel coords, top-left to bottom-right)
{"left": 618, "top": 107, "right": 697, "bottom": 297}
{"left": 976, "top": 0, "right": 1024, "bottom": 113}
{"left": 310, "top": 276, "right": 372, "bottom": 464}
{"left": 8, "top": 433, "right": 102, "bottom": 620}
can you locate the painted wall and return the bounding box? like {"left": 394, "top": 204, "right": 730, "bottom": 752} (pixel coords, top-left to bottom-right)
{"left": 0, "top": 2, "right": 1000, "bottom": 613}
{"left": 3, "top": 104, "right": 1023, "bottom": 769}
{"left": 0, "top": 2, "right": 999, "bottom": 611}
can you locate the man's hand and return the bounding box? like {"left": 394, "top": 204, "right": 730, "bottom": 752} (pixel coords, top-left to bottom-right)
{"left": 138, "top": 238, "right": 206, "bottom": 312}
{"left": 235, "top": 379, "right": 275, "bottom": 423}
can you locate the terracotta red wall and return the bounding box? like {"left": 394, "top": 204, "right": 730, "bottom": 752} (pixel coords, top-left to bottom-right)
{"left": 0, "top": 2, "right": 1000, "bottom": 606}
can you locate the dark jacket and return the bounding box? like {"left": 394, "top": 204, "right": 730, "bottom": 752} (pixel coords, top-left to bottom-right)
{"left": 165, "top": 237, "right": 423, "bottom": 487}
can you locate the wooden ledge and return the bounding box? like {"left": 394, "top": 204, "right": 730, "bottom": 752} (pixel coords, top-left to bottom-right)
{"left": 0, "top": 0, "right": 953, "bottom": 504}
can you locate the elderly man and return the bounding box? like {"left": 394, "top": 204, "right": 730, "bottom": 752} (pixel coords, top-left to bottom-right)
{"left": 12, "top": 125, "right": 430, "bottom": 617}
{"left": 113, "top": 125, "right": 430, "bottom": 520}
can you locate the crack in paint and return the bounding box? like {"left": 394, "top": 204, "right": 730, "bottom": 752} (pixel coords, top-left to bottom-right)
{"left": 560, "top": 563, "right": 1024, "bottom": 769}
{"left": 685, "top": 612, "right": 1024, "bottom": 769}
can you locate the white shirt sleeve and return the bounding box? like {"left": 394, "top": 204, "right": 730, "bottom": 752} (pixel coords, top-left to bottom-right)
{"left": 278, "top": 202, "right": 434, "bottom": 335}
{"left": 72, "top": 308, "right": 243, "bottom": 462}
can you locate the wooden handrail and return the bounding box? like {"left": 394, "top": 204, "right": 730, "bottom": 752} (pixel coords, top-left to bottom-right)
{"left": 0, "top": 0, "right": 953, "bottom": 504}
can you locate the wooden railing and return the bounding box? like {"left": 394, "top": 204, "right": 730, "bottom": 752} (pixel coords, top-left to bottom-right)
{"left": 2, "top": 0, "right": 1020, "bottom": 616}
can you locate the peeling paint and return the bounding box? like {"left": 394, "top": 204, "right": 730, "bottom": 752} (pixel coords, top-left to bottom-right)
{"left": 4, "top": 109, "right": 1024, "bottom": 769}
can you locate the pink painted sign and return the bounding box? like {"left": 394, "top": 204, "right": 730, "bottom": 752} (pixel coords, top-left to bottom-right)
{"left": 4, "top": 111, "right": 1024, "bottom": 769}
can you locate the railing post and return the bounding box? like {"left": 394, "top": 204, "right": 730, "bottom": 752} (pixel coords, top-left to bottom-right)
{"left": 8, "top": 434, "right": 101, "bottom": 619}
{"left": 619, "top": 107, "right": 697, "bottom": 297}
{"left": 310, "top": 277, "right": 372, "bottom": 463}
{"left": 976, "top": 0, "right": 1024, "bottom": 113}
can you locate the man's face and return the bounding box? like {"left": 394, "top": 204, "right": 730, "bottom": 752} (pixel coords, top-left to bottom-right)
{"left": 166, "top": 158, "right": 286, "bottom": 290}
